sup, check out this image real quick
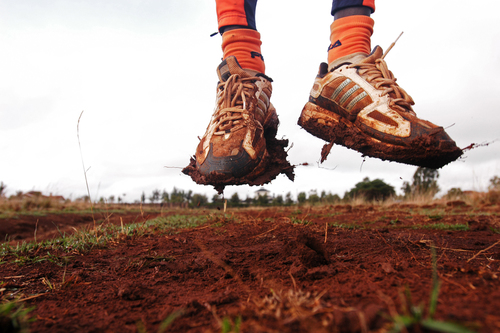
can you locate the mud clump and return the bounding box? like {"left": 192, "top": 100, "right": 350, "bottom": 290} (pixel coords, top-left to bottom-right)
{"left": 183, "top": 135, "right": 294, "bottom": 194}
{"left": 299, "top": 112, "right": 463, "bottom": 169}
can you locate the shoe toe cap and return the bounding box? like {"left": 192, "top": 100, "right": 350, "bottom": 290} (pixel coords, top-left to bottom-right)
{"left": 196, "top": 142, "right": 261, "bottom": 178}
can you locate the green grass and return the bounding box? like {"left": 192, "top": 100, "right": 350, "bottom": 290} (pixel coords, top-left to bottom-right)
{"left": 0, "top": 206, "right": 168, "bottom": 220}
{"left": 328, "top": 222, "right": 364, "bottom": 230}
{"left": 0, "top": 211, "right": 48, "bottom": 219}
{"left": 410, "top": 223, "right": 469, "bottom": 231}
{"left": 221, "top": 316, "right": 241, "bottom": 333}
{"left": 327, "top": 222, "right": 469, "bottom": 231}
{"left": 387, "top": 246, "right": 474, "bottom": 333}
{"left": 290, "top": 217, "right": 312, "bottom": 225}
{"left": 0, "top": 300, "right": 36, "bottom": 333}
{"left": 0, "top": 214, "right": 211, "bottom": 265}
{"left": 390, "top": 218, "right": 400, "bottom": 225}
{"left": 322, "top": 212, "right": 344, "bottom": 217}
{"left": 489, "top": 227, "right": 500, "bottom": 234}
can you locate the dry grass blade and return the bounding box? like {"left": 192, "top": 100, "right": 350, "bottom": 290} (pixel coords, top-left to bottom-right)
{"left": 16, "top": 294, "right": 48, "bottom": 302}
{"left": 194, "top": 240, "right": 249, "bottom": 294}
{"left": 250, "top": 226, "right": 278, "bottom": 239}
{"left": 324, "top": 223, "right": 328, "bottom": 243}
{"left": 467, "top": 239, "right": 500, "bottom": 262}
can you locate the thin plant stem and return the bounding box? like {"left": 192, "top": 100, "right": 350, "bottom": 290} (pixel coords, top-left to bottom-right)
{"left": 77, "top": 111, "right": 97, "bottom": 242}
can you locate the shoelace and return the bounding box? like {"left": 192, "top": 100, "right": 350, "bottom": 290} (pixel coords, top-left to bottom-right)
{"left": 348, "top": 34, "right": 416, "bottom": 115}
{"left": 212, "top": 74, "right": 263, "bottom": 136}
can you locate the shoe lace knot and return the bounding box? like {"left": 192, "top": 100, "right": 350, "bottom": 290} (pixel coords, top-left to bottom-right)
{"left": 213, "top": 74, "right": 262, "bottom": 136}
{"left": 350, "top": 58, "right": 415, "bottom": 114}
{"left": 349, "top": 34, "right": 416, "bottom": 115}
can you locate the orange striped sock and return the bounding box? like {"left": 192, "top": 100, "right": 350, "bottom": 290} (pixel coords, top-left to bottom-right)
{"left": 222, "top": 28, "right": 265, "bottom": 74}
{"left": 328, "top": 15, "right": 374, "bottom": 64}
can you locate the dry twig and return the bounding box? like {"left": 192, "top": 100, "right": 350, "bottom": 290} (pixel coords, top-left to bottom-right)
{"left": 467, "top": 239, "right": 500, "bottom": 262}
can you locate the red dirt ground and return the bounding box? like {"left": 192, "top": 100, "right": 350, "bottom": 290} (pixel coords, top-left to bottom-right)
{"left": 1, "top": 203, "right": 500, "bottom": 332}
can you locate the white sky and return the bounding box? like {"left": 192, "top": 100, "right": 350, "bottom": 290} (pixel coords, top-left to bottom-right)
{"left": 1, "top": 0, "right": 499, "bottom": 202}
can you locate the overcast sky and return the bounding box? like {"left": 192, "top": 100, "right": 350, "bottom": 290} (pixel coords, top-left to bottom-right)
{"left": 1, "top": 0, "right": 499, "bottom": 202}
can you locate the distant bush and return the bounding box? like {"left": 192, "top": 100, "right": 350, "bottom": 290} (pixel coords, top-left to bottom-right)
{"left": 484, "top": 190, "right": 500, "bottom": 205}
{"left": 402, "top": 167, "right": 440, "bottom": 198}
{"left": 344, "top": 177, "right": 395, "bottom": 202}
{"left": 445, "top": 188, "right": 464, "bottom": 200}
{"left": 489, "top": 176, "right": 500, "bottom": 191}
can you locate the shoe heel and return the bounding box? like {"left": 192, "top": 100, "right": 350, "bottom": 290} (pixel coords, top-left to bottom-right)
{"left": 263, "top": 104, "right": 279, "bottom": 137}
{"left": 298, "top": 102, "right": 344, "bottom": 142}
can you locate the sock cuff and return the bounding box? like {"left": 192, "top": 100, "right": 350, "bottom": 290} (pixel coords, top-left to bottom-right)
{"left": 222, "top": 29, "right": 265, "bottom": 73}
{"left": 328, "top": 15, "right": 374, "bottom": 63}
{"left": 330, "top": 15, "right": 374, "bottom": 37}
{"left": 222, "top": 28, "right": 262, "bottom": 50}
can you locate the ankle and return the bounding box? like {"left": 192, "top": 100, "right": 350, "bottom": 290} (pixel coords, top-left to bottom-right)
{"left": 334, "top": 6, "right": 371, "bottom": 20}
{"left": 327, "top": 15, "right": 374, "bottom": 64}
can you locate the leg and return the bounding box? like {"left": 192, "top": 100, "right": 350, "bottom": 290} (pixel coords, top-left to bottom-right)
{"left": 183, "top": 0, "right": 293, "bottom": 192}
{"left": 216, "top": 0, "right": 265, "bottom": 73}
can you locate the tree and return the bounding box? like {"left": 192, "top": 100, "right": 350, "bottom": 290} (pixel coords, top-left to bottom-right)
{"left": 345, "top": 177, "right": 395, "bottom": 201}
{"left": 161, "top": 190, "right": 169, "bottom": 203}
{"left": 446, "top": 188, "right": 463, "bottom": 200}
{"left": 229, "top": 193, "right": 240, "bottom": 206}
{"left": 185, "top": 190, "right": 193, "bottom": 204}
{"left": 402, "top": 167, "right": 440, "bottom": 197}
{"left": 308, "top": 193, "right": 320, "bottom": 205}
{"left": 191, "top": 193, "right": 208, "bottom": 207}
{"left": 245, "top": 195, "right": 254, "bottom": 205}
{"left": 149, "top": 189, "right": 160, "bottom": 204}
{"left": 489, "top": 176, "right": 500, "bottom": 191}
{"left": 322, "top": 192, "right": 341, "bottom": 204}
{"left": 256, "top": 193, "right": 269, "bottom": 206}
{"left": 0, "top": 182, "right": 6, "bottom": 197}
{"left": 285, "top": 192, "right": 294, "bottom": 205}
{"left": 297, "top": 192, "right": 307, "bottom": 205}
{"left": 272, "top": 195, "right": 284, "bottom": 206}
{"left": 170, "top": 187, "right": 185, "bottom": 203}
{"left": 141, "top": 192, "right": 146, "bottom": 204}
{"left": 108, "top": 195, "right": 115, "bottom": 203}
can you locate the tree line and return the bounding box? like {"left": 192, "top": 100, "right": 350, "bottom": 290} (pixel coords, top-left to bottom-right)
{"left": 2, "top": 168, "right": 500, "bottom": 208}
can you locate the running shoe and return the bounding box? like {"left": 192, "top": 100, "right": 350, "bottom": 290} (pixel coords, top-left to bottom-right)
{"left": 298, "top": 46, "right": 462, "bottom": 168}
{"left": 193, "top": 56, "right": 278, "bottom": 182}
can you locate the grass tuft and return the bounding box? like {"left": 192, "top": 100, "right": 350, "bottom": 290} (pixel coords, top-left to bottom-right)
{"left": 0, "top": 215, "right": 210, "bottom": 265}
{"left": 221, "top": 316, "right": 241, "bottom": 333}
{"left": 0, "top": 300, "right": 36, "bottom": 333}
{"left": 386, "top": 246, "right": 474, "bottom": 333}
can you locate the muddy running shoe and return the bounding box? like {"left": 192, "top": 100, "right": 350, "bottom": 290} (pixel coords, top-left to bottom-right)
{"left": 298, "top": 46, "right": 462, "bottom": 169}
{"left": 187, "top": 56, "right": 280, "bottom": 187}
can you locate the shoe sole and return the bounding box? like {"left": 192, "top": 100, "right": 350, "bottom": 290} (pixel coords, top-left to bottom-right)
{"left": 298, "top": 102, "right": 463, "bottom": 169}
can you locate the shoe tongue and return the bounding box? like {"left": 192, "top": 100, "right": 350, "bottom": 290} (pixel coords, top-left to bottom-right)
{"left": 359, "top": 45, "right": 384, "bottom": 64}
{"left": 217, "top": 56, "right": 251, "bottom": 82}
